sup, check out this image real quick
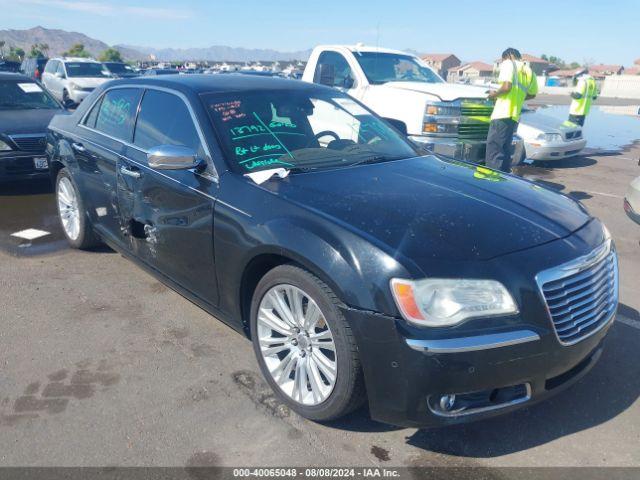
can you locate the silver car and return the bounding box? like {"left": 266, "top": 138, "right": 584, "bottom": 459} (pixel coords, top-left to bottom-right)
{"left": 517, "top": 112, "right": 587, "bottom": 162}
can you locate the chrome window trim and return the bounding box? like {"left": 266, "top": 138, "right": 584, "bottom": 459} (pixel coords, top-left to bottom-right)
{"left": 535, "top": 239, "right": 618, "bottom": 347}
{"left": 405, "top": 329, "right": 540, "bottom": 353}
{"left": 8, "top": 133, "right": 46, "bottom": 139}
{"left": 77, "top": 83, "right": 219, "bottom": 182}
{"left": 49, "top": 126, "right": 217, "bottom": 201}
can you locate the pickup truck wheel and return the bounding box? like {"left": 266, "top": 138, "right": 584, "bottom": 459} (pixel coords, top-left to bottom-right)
{"left": 250, "top": 264, "right": 365, "bottom": 421}
{"left": 55, "top": 168, "right": 100, "bottom": 249}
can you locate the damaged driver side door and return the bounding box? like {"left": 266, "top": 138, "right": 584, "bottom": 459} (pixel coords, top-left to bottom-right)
{"left": 117, "top": 87, "right": 219, "bottom": 306}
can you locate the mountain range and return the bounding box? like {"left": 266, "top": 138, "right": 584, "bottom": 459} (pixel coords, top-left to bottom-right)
{"left": 0, "top": 26, "right": 310, "bottom": 62}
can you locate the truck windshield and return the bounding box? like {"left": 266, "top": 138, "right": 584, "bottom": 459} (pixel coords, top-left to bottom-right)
{"left": 203, "top": 88, "right": 419, "bottom": 174}
{"left": 355, "top": 52, "right": 443, "bottom": 85}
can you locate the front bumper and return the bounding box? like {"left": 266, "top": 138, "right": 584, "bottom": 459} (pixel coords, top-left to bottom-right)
{"left": 343, "top": 220, "right": 615, "bottom": 427}
{"left": 410, "top": 136, "right": 486, "bottom": 162}
{"left": 0, "top": 153, "right": 49, "bottom": 181}
{"left": 411, "top": 135, "right": 524, "bottom": 164}
{"left": 343, "top": 306, "right": 611, "bottom": 427}
{"left": 68, "top": 88, "right": 94, "bottom": 103}
{"left": 524, "top": 138, "right": 587, "bottom": 161}
{"left": 624, "top": 198, "right": 640, "bottom": 225}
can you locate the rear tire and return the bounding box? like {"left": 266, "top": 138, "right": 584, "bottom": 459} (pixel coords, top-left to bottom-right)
{"left": 55, "top": 168, "right": 100, "bottom": 249}
{"left": 250, "top": 264, "right": 366, "bottom": 421}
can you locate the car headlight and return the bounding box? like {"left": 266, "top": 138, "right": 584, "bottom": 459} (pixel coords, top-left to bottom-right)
{"left": 535, "top": 133, "right": 562, "bottom": 142}
{"left": 425, "top": 101, "right": 461, "bottom": 117}
{"left": 69, "top": 82, "right": 80, "bottom": 90}
{"left": 0, "top": 139, "right": 13, "bottom": 151}
{"left": 390, "top": 278, "right": 518, "bottom": 327}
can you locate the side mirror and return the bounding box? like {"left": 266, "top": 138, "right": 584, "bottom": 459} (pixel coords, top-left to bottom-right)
{"left": 55, "top": 71, "right": 64, "bottom": 79}
{"left": 383, "top": 117, "right": 408, "bottom": 136}
{"left": 318, "top": 63, "right": 335, "bottom": 87}
{"left": 147, "top": 145, "right": 200, "bottom": 170}
{"left": 343, "top": 75, "right": 355, "bottom": 89}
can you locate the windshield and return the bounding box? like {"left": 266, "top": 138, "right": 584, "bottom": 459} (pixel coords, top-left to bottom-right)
{"left": 355, "top": 52, "right": 443, "bottom": 85}
{"left": 65, "top": 62, "right": 108, "bottom": 78}
{"left": 203, "top": 88, "right": 419, "bottom": 174}
{"left": 104, "top": 63, "right": 133, "bottom": 73}
{"left": 0, "top": 80, "right": 61, "bottom": 110}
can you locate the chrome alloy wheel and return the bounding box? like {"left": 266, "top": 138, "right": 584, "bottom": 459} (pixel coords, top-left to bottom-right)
{"left": 57, "top": 176, "right": 80, "bottom": 241}
{"left": 257, "top": 284, "right": 337, "bottom": 406}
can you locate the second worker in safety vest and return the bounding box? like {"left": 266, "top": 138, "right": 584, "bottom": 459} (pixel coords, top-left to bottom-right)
{"left": 486, "top": 48, "right": 538, "bottom": 172}
{"left": 569, "top": 73, "right": 598, "bottom": 126}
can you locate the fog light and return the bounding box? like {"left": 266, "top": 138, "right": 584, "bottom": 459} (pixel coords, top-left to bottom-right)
{"left": 439, "top": 394, "right": 456, "bottom": 412}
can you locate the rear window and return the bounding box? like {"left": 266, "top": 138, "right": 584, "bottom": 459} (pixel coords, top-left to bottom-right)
{"left": 94, "top": 88, "right": 142, "bottom": 141}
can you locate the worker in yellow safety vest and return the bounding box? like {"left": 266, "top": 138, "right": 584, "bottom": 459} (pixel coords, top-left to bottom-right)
{"left": 569, "top": 73, "right": 598, "bottom": 126}
{"left": 486, "top": 48, "right": 538, "bottom": 172}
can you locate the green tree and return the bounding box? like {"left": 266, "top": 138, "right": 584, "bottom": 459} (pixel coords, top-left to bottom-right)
{"left": 8, "top": 46, "right": 25, "bottom": 61}
{"left": 0, "top": 41, "right": 5, "bottom": 58}
{"left": 63, "top": 43, "right": 91, "bottom": 58}
{"left": 570, "top": 61, "right": 581, "bottom": 69}
{"left": 98, "top": 48, "right": 123, "bottom": 62}
{"left": 29, "top": 43, "right": 50, "bottom": 58}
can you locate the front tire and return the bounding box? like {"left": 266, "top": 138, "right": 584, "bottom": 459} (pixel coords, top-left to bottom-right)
{"left": 250, "top": 264, "right": 365, "bottom": 421}
{"left": 55, "top": 168, "right": 100, "bottom": 249}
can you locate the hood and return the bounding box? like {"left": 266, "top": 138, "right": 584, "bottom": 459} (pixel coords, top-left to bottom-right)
{"left": 67, "top": 77, "right": 110, "bottom": 88}
{"left": 262, "top": 156, "right": 591, "bottom": 264}
{"left": 520, "top": 112, "right": 580, "bottom": 134}
{"left": 0, "top": 108, "right": 62, "bottom": 135}
{"left": 380, "top": 81, "right": 489, "bottom": 101}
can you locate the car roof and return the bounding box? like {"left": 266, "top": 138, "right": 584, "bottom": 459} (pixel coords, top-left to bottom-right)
{"left": 54, "top": 57, "right": 101, "bottom": 63}
{"left": 108, "top": 73, "right": 323, "bottom": 95}
{"left": 315, "top": 44, "right": 412, "bottom": 56}
{"left": 0, "top": 72, "right": 35, "bottom": 81}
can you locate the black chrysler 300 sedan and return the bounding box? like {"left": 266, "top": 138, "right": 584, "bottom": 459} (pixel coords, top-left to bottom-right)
{"left": 1, "top": 73, "right": 64, "bottom": 181}
{"left": 46, "top": 75, "right": 618, "bottom": 427}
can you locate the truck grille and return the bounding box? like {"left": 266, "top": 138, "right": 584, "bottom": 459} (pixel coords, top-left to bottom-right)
{"left": 461, "top": 102, "right": 494, "bottom": 117}
{"left": 536, "top": 241, "right": 618, "bottom": 345}
{"left": 458, "top": 123, "right": 490, "bottom": 140}
{"left": 9, "top": 134, "right": 47, "bottom": 153}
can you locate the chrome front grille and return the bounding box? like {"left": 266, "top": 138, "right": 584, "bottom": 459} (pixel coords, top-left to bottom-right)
{"left": 9, "top": 134, "right": 47, "bottom": 153}
{"left": 536, "top": 240, "right": 618, "bottom": 345}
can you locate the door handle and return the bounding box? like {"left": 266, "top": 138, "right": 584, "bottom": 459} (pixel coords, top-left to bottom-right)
{"left": 71, "top": 142, "right": 86, "bottom": 152}
{"left": 120, "top": 165, "right": 142, "bottom": 179}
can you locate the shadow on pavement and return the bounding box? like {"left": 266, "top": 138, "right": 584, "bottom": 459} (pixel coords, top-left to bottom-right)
{"left": 405, "top": 304, "right": 640, "bottom": 457}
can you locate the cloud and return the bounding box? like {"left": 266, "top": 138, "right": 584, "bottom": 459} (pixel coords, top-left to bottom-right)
{"left": 16, "top": 0, "right": 193, "bottom": 20}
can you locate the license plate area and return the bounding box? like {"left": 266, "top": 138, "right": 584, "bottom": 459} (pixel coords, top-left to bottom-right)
{"left": 34, "top": 157, "right": 48, "bottom": 170}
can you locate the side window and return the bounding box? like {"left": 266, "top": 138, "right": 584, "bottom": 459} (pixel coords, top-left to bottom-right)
{"left": 134, "top": 89, "right": 204, "bottom": 157}
{"left": 313, "top": 51, "right": 354, "bottom": 89}
{"left": 56, "top": 62, "right": 65, "bottom": 76}
{"left": 44, "top": 60, "right": 56, "bottom": 73}
{"left": 83, "top": 96, "right": 104, "bottom": 128}
{"left": 94, "top": 88, "right": 142, "bottom": 141}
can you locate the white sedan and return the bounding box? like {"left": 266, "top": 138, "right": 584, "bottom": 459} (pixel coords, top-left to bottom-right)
{"left": 517, "top": 112, "right": 587, "bottom": 162}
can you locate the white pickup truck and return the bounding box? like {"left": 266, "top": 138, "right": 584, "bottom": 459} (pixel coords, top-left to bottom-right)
{"left": 302, "top": 44, "right": 499, "bottom": 162}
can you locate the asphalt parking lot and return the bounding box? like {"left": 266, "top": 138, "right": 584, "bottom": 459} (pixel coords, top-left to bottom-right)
{"left": 1, "top": 104, "right": 639, "bottom": 469}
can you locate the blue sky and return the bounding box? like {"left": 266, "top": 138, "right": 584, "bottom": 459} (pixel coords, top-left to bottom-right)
{"left": 2, "top": 0, "right": 639, "bottom": 65}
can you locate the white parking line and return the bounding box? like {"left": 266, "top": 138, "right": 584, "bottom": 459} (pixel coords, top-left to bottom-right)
{"left": 618, "top": 316, "right": 640, "bottom": 330}
{"left": 10, "top": 228, "right": 51, "bottom": 240}
{"left": 587, "top": 191, "right": 624, "bottom": 199}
